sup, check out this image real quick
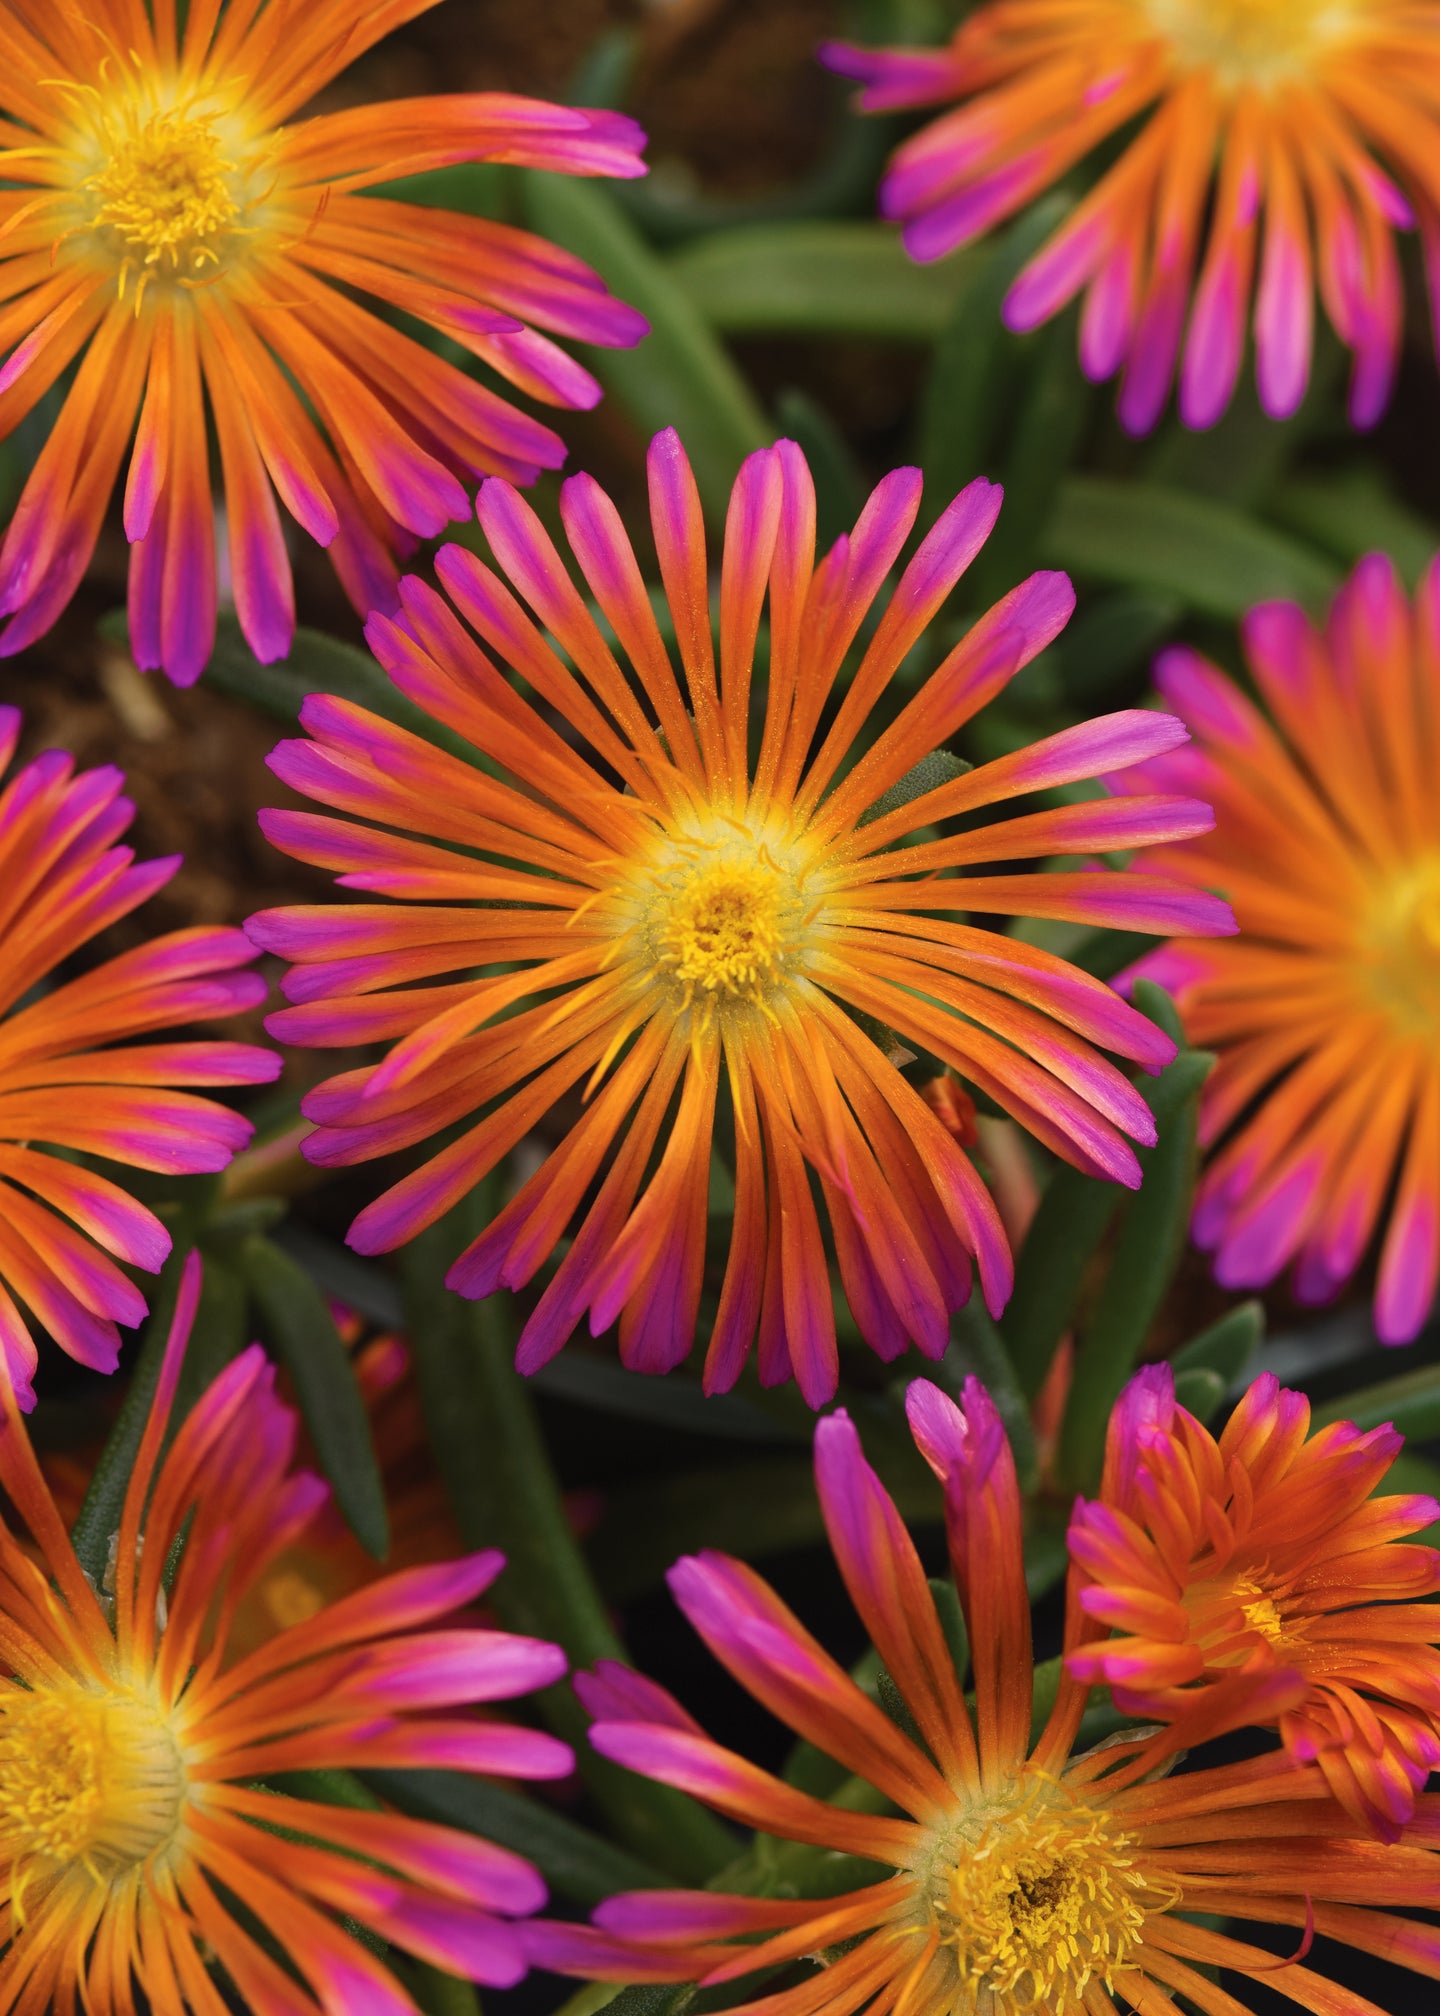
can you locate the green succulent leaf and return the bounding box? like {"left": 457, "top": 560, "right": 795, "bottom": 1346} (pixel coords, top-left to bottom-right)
{"left": 239, "top": 1234, "right": 389, "bottom": 1559}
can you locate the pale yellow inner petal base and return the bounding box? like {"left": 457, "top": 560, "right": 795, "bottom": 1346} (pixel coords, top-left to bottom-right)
{"left": 1141, "top": 0, "right": 1365, "bottom": 88}
{"left": 618, "top": 820, "right": 823, "bottom": 1031}
{"left": 0, "top": 1683, "right": 186, "bottom": 1883}
{"left": 1360, "top": 858, "right": 1440, "bottom": 1035}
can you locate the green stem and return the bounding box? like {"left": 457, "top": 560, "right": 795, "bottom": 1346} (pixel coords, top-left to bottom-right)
{"left": 410, "top": 1964, "right": 483, "bottom": 2016}
{"left": 71, "top": 1243, "right": 193, "bottom": 1586}
{"left": 403, "top": 1213, "right": 736, "bottom": 1884}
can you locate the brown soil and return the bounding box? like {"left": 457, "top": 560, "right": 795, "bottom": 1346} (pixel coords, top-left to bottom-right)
{"left": 344, "top": 0, "right": 843, "bottom": 197}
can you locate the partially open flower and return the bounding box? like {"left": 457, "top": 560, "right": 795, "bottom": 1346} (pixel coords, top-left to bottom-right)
{"left": 1069, "top": 1361, "right": 1440, "bottom": 1836}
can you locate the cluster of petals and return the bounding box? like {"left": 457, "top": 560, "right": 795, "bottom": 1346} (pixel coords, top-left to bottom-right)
{"left": 247, "top": 426, "right": 1232, "bottom": 1405}
{"left": 532, "top": 1375, "right": 1440, "bottom": 2016}
{"left": 0, "top": 1253, "right": 573, "bottom": 2012}
{"left": 824, "top": 0, "right": 1440, "bottom": 431}
{"left": 0, "top": 706, "right": 277, "bottom": 1407}
{"left": 1115, "top": 551, "right": 1440, "bottom": 1343}
{"left": 0, "top": 0, "right": 647, "bottom": 682}
{"left": 1070, "top": 1360, "right": 1440, "bottom": 1837}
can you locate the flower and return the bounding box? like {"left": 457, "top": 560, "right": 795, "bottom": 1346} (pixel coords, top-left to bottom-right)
{"left": 822, "top": 0, "right": 1440, "bottom": 432}
{"left": 0, "top": 1250, "right": 574, "bottom": 2009}
{"left": 247, "top": 428, "right": 1232, "bottom": 1405}
{"left": 0, "top": 705, "right": 278, "bottom": 1408}
{"left": 1113, "top": 552, "right": 1440, "bottom": 1343}
{"left": 0, "top": 0, "right": 648, "bottom": 685}
{"left": 531, "top": 1376, "right": 1440, "bottom": 2016}
{"left": 1069, "top": 1361, "right": 1440, "bottom": 1837}
{"left": 228, "top": 1319, "right": 464, "bottom": 1657}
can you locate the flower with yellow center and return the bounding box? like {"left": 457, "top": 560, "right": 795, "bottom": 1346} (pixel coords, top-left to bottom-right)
{"left": 921, "top": 1771, "right": 1167, "bottom": 2009}
{"left": 0, "top": 1252, "right": 576, "bottom": 2009}
{"left": 0, "top": 0, "right": 647, "bottom": 685}
{"left": 248, "top": 427, "right": 1234, "bottom": 1405}
{"left": 1070, "top": 1360, "right": 1440, "bottom": 1838}
{"left": 1115, "top": 550, "right": 1440, "bottom": 1343}
{"left": 527, "top": 1377, "right": 1440, "bottom": 2016}
{"left": 823, "top": 0, "right": 1440, "bottom": 431}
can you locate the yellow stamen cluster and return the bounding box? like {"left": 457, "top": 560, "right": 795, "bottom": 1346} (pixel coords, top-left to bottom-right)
{"left": 0, "top": 1684, "right": 186, "bottom": 1881}
{"left": 1183, "top": 1564, "right": 1305, "bottom": 1664}
{"left": 87, "top": 108, "right": 239, "bottom": 280}
{"left": 1234, "top": 1575, "right": 1289, "bottom": 1648}
{"left": 629, "top": 826, "right": 814, "bottom": 1025}
{"left": 659, "top": 859, "right": 788, "bottom": 999}
{"left": 1142, "top": 0, "right": 1360, "bottom": 89}
{"left": 927, "top": 1774, "right": 1160, "bottom": 2012}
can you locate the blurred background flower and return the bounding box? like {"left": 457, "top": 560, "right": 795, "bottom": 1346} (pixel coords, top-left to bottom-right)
{"left": 825, "top": 0, "right": 1440, "bottom": 431}
{"left": 1118, "top": 554, "right": 1440, "bottom": 1344}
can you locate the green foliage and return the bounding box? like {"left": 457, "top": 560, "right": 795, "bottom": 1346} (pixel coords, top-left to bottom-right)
{"left": 1057, "top": 983, "right": 1213, "bottom": 1490}
{"left": 1046, "top": 477, "right": 1340, "bottom": 615}
{"left": 239, "top": 1233, "right": 389, "bottom": 1558}
{"left": 670, "top": 222, "right": 974, "bottom": 339}
{"left": 70, "top": 1244, "right": 195, "bottom": 1589}
{"left": 522, "top": 174, "right": 770, "bottom": 523}
{"left": 1314, "top": 1364, "right": 1440, "bottom": 1439}
{"left": 403, "top": 1206, "right": 736, "bottom": 1882}
{"left": 369, "top": 1771, "right": 666, "bottom": 1907}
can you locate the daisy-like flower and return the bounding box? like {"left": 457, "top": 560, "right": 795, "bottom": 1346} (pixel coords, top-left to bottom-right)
{"left": 531, "top": 1377, "right": 1440, "bottom": 2016}
{"left": 0, "top": 1250, "right": 573, "bottom": 2010}
{"left": 822, "top": 0, "right": 1440, "bottom": 432}
{"left": 1069, "top": 1361, "right": 1440, "bottom": 1838}
{"left": 1113, "top": 552, "right": 1440, "bottom": 1343}
{"left": 246, "top": 428, "right": 1233, "bottom": 1406}
{"left": 0, "top": 705, "right": 277, "bottom": 1408}
{"left": 0, "top": 0, "right": 648, "bottom": 685}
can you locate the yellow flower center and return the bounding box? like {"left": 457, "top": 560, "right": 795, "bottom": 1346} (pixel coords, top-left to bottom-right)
{"left": 0, "top": 1684, "right": 186, "bottom": 1878}
{"left": 924, "top": 1774, "right": 1161, "bottom": 2012}
{"left": 88, "top": 108, "right": 239, "bottom": 275}
{"left": 659, "top": 859, "right": 788, "bottom": 999}
{"left": 1358, "top": 857, "right": 1440, "bottom": 1037}
{"left": 625, "top": 825, "right": 815, "bottom": 1026}
{"left": 1183, "top": 1566, "right": 1301, "bottom": 1664}
{"left": 1142, "top": 0, "right": 1361, "bottom": 88}
{"left": 1234, "top": 1577, "right": 1288, "bottom": 1646}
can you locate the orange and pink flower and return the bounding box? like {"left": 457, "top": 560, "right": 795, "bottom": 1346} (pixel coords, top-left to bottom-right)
{"left": 0, "top": 1252, "right": 573, "bottom": 2009}
{"left": 1115, "top": 551, "right": 1440, "bottom": 1343}
{"left": 247, "top": 428, "right": 1232, "bottom": 1404}
{"left": 1069, "top": 1360, "right": 1440, "bottom": 1838}
{"left": 0, "top": 0, "right": 647, "bottom": 684}
{"left": 0, "top": 707, "right": 277, "bottom": 1407}
{"left": 824, "top": 0, "right": 1440, "bottom": 432}
{"left": 530, "top": 1376, "right": 1440, "bottom": 2016}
